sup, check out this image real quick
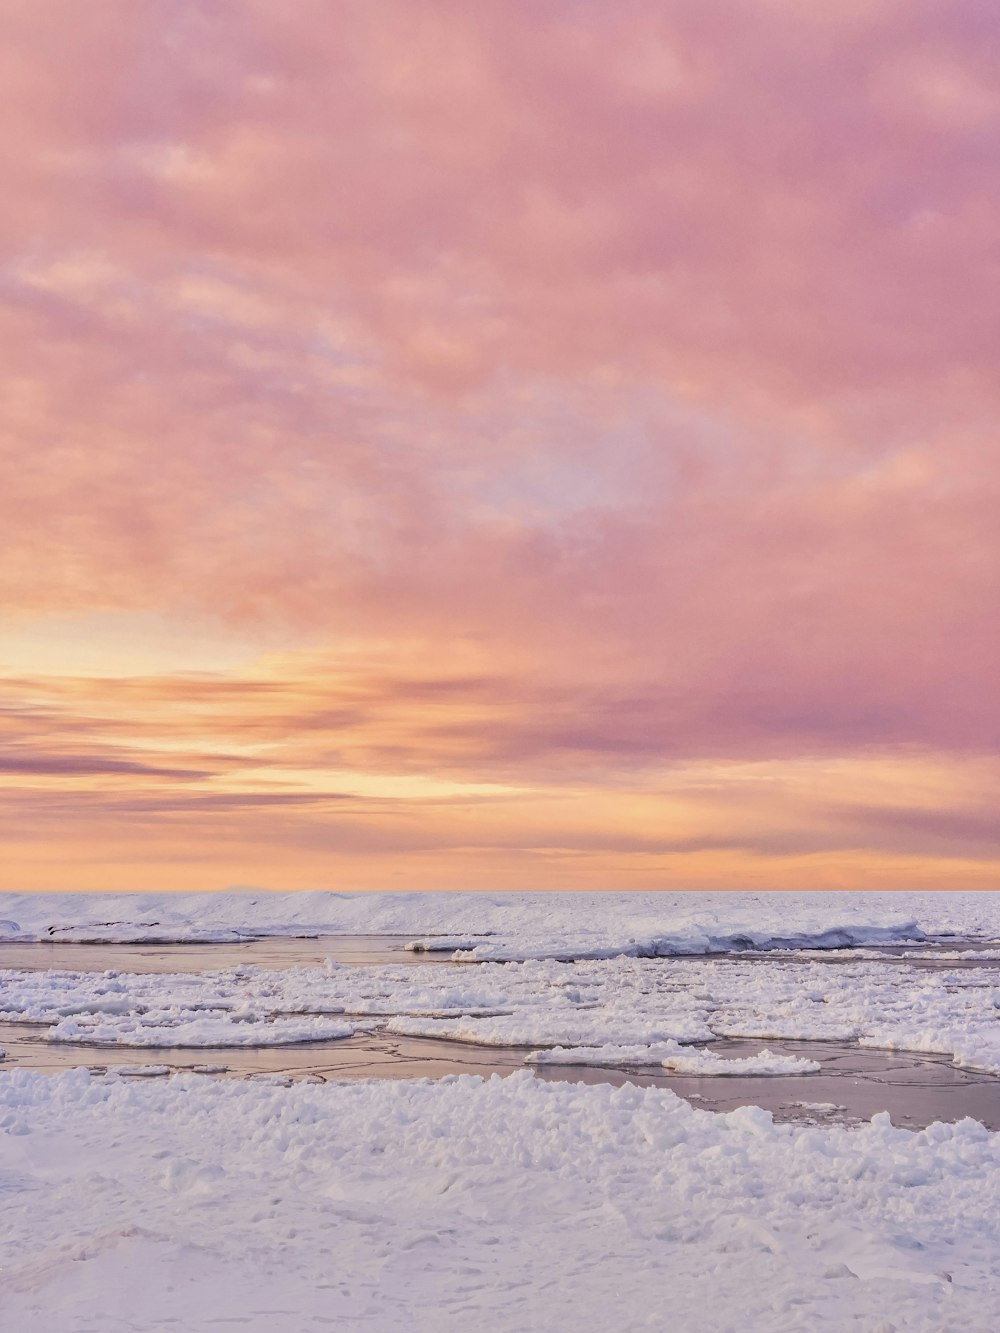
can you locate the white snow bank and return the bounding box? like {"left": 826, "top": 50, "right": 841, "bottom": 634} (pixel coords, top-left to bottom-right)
{"left": 405, "top": 935, "right": 488, "bottom": 952}
{"left": 526, "top": 1043, "right": 820, "bottom": 1075}
{"left": 4, "top": 888, "right": 996, "bottom": 951}
{"left": 447, "top": 921, "right": 929, "bottom": 963}
{"left": 1, "top": 1068, "right": 998, "bottom": 1331}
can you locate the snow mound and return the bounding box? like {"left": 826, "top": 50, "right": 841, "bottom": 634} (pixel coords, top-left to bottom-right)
{"left": 1, "top": 1070, "right": 998, "bottom": 1330}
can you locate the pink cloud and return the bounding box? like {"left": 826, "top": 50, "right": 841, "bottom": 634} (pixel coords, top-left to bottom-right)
{"left": 0, "top": 1, "right": 997, "bottom": 888}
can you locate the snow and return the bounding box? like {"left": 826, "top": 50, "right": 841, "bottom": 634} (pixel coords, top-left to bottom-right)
{"left": 6, "top": 940, "right": 1000, "bottom": 1074}
{"left": 3, "top": 888, "right": 998, "bottom": 948}
{"left": 526, "top": 1043, "right": 820, "bottom": 1075}
{"left": 5, "top": 890, "right": 1000, "bottom": 1329}
{"left": 3, "top": 1067, "right": 1000, "bottom": 1331}
{"left": 47, "top": 1013, "right": 355, "bottom": 1048}
{"left": 384, "top": 1010, "right": 712, "bottom": 1047}
{"left": 443, "top": 922, "right": 928, "bottom": 963}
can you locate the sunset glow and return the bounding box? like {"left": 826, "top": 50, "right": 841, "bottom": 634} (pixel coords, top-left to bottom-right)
{"left": 2, "top": 1, "right": 997, "bottom": 891}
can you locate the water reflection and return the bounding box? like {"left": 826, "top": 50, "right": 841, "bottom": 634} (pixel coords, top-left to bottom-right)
{"left": 0, "top": 935, "right": 449, "bottom": 973}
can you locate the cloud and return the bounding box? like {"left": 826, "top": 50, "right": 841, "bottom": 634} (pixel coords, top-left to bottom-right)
{"left": 0, "top": 752, "right": 208, "bottom": 780}
{"left": 835, "top": 802, "right": 1000, "bottom": 852}
{"left": 0, "top": 2, "right": 997, "bottom": 886}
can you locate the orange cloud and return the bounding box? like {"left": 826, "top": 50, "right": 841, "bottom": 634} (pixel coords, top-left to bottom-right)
{"left": 0, "top": 2, "right": 997, "bottom": 888}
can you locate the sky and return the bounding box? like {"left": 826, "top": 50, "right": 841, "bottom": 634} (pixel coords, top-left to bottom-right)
{"left": 1, "top": 0, "right": 998, "bottom": 893}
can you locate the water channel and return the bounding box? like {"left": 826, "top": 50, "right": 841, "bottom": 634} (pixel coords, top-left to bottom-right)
{"left": 3, "top": 935, "right": 1000, "bottom": 1130}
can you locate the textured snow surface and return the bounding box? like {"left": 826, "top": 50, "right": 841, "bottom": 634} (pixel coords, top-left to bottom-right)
{"left": 48, "top": 1014, "right": 355, "bottom": 1048}
{"left": 525, "top": 1043, "right": 820, "bottom": 1075}
{"left": 2, "top": 1068, "right": 999, "bottom": 1332}
{"left": 3, "top": 888, "right": 998, "bottom": 950}
{"left": 5, "top": 891, "right": 1000, "bottom": 1330}
{"left": 6, "top": 947, "right": 1000, "bottom": 1074}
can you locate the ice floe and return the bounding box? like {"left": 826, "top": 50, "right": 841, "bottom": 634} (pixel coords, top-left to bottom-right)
{"left": 5, "top": 940, "right": 1000, "bottom": 1075}
{"left": 46, "top": 1012, "right": 355, "bottom": 1048}
{"left": 525, "top": 1043, "right": 820, "bottom": 1075}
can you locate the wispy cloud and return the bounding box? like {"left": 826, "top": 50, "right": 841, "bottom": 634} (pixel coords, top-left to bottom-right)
{"left": 1, "top": 2, "right": 997, "bottom": 888}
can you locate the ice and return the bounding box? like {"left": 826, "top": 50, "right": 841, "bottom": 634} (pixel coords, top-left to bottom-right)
{"left": 526, "top": 1043, "right": 820, "bottom": 1075}
{"left": 406, "top": 935, "right": 490, "bottom": 953}
{"left": 448, "top": 921, "right": 929, "bottom": 963}
{"left": 385, "top": 1011, "right": 713, "bottom": 1047}
{"left": 6, "top": 938, "right": 1000, "bottom": 1076}
{"left": 47, "top": 1013, "right": 355, "bottom": 1048}
{"left": 4, "top": 888, "right": 997, "bottom": 947}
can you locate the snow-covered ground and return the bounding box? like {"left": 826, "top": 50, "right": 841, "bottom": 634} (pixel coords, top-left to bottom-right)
{"left": 3, "top": 1067, "right": 1000, "bottom": 1332}
{"left": 5, "top": 891, "right": 1000, "bottom": 1330}
{"left": 3, "top": 888, "right": 999, "bottom": 948}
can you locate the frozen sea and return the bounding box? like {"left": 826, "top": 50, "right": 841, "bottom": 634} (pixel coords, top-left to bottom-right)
{"left": 4, "top": 890, "right": 1000, "bottom": 1331}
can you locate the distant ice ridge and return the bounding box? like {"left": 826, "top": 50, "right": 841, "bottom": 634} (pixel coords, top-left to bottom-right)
{"left": 423, "top": 922, "right": 927, "bottom": 963}
{"left": 3, "top": 888, "right": 998, "bottom": 951}
{"left": 2, "top": 1069, "right": 999, "bottom": 1330}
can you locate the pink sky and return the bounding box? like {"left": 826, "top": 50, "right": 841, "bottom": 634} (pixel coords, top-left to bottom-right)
{"left": 1, "top": 1, "right": 997, "bottom": 891}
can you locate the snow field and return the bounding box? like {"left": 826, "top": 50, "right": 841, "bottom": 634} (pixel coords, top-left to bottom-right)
{"left": 4, "top": 888, "right": 998, "bottom": 947}
{"left": 2, "top": 1067, "right": 999, "bottom": 1332}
